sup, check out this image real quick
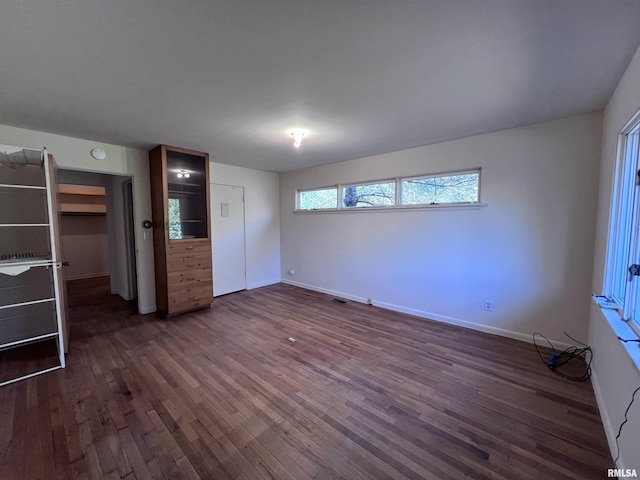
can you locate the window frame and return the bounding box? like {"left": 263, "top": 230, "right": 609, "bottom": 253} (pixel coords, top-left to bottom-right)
{"left": 341, "top": 179, "right": 398, "bottom": 209}
{"left": 295, "top": 168, "right": 483, "bottom": 212}
{"left": 296, "top": 185, "right": 339, "bottom": 210}
{"left": 604, "top": 109, "right": 640, "bottom": 336}
{"left": 399, "top": 169, "right": 481, "bottom": 206}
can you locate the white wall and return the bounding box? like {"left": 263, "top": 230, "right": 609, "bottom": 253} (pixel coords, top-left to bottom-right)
{"left": 281, "top": 113, "right": 602, "bottom": 346}
{"left": 59, "top": 215, "right": 109, "bottom": 280}
{"left": 589, "top": 45, "right": 640, "bottom": 469}
{"left": 210, "top": 163, "right": 281, "bottom": 289}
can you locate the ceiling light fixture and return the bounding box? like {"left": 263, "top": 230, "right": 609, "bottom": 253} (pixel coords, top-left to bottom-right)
{"left": 177, "top": 170, "right": 190, "bottom": 179}
{"left": 288, "top": 128, "right": 308, "bottom": 148}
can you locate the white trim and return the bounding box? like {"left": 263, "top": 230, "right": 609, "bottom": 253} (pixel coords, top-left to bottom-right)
{"left": 64, "top": 272, "right": 110, "bottom": 281}
{"left": 280, "top": 279, "right": 574, "bottom": 350}
{"left": 247, "top": 279, "right": 281, "bottom": 290}
{"left": 590, "top": 368, "right": 619, "bottom": 466}
{"left": 281, "top": 278, "right": 369, "bottom": 303}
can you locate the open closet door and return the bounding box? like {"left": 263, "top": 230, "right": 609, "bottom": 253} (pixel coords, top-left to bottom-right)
{"left": 47, "top": 153, "right": 69, "bottom": 353}
{"left": 0, "top": 144, "right": 67, "bottom": 386}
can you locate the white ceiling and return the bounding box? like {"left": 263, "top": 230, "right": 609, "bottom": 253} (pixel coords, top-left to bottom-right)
{"left": 1, "top": 1, "right": 640, "bottom": 173}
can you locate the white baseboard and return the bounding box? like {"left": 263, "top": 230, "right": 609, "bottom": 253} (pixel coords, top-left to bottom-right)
{"left": 65, "top": 272, "right": 109, "bottom": 281}
{"left": 247, "top": 278, "right": 281, "bottom": 290}
{"left": 280, "top": 278, "right": 574, "bottom": 350}
{"left": 281, "top": 278, "right": 369, "bottom": 304}
{"left": 590, "top": 368, "right": 621, "bottom": 468}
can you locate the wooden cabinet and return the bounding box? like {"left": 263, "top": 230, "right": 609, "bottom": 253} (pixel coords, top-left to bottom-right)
{"left": 149, "top": 145, "right": 213, "bottom": 317}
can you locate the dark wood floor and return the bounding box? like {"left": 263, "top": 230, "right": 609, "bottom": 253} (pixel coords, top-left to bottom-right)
{"left": 0, "top": 280, "right": 612, "bottom": 479}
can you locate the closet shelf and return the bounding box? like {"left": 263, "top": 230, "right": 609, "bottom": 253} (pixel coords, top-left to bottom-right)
{"left": 59, "top": 183, "right": 106, "bottom": 215}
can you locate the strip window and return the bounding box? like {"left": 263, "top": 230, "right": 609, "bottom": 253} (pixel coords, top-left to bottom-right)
{"left": 296, "top": 169, "right": 481, "bottom": 211}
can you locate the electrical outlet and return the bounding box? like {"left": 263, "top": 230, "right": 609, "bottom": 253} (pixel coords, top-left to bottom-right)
{"left": 288, "top": 267, "right": 295, "bottom": 276}
{"left": 484, "top": 300, "right": 494, "bottom": 312}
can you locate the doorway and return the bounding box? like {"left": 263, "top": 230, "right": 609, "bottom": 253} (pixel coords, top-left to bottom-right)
{"left": 57, "top": 170, "right": 137, "bottom": 305}
{"left": 211, "top": 184, "right": 246, "bottom": 296}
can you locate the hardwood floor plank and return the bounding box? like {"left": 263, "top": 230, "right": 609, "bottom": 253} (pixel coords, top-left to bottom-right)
{"left": 118, "top": 427, "right": 153, "bottom": 480}
{"left": 0, "top": 281, "right": 614, "bottom": 479}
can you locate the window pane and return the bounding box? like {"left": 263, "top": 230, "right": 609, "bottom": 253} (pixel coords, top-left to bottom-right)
{"left": 168, "top": 198, "right": 183, "bottom": 239}
{"left": 401, "top": 172, "right": 479, "bottom": 205}
{"left": 343, "top": 182, "right": 395, "bottom": 208}
{"left": 299, "top": 188, "right": 337, "bottom": 210}
{"left": 611, "top": 130, "right": 639, "bottom": 305}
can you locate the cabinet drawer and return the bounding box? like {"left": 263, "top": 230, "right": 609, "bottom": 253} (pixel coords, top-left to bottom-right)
{"left": 168, "top": 286, "right": 212, "bottom": 313}
{"left": 167, "top": 242, "right": 210, "bottom": 256}
{"left": 167, "top": 269, "right": 212, "bottom": 288}
{"left": 168, "top": 257, "right": 211, "bottom": 272}
{"left": 167, "top": 244, "right": 211, "bottom": 271}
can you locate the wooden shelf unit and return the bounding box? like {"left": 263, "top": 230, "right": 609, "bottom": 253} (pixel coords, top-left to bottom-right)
{"left": 149, "top": 145, "right": 213, "bottom": 317}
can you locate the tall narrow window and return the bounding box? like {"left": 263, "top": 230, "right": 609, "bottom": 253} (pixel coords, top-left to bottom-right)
{"left": 605, "top": 116, "right": 640, "bottom": 331}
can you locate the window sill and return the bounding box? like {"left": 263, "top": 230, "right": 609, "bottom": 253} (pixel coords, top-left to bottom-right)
{"left": 595, "top": 300, "right": 640, "bottom": 375}
{"left": 293, "top": 202, "right": 488, "bottom": 214}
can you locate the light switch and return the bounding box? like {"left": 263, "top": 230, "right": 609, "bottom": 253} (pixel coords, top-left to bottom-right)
{"left": 221, "top": 202, "right": 229, "bottom": 217}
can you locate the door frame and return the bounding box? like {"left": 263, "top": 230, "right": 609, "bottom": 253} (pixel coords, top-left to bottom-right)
{"left": 211, "top": 183, "right": 247, "bottom": 296}
{"left": 123, "top": 179, "right": 138, "bottom": 301}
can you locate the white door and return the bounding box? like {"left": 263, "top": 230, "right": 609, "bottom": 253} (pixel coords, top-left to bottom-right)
{"left": 211, "top": 184, "right": 246, "bottom": 296}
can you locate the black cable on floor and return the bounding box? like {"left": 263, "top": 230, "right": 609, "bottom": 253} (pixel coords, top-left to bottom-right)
{"left": 532, "top": 332, "right": 592, "bottom": 381}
